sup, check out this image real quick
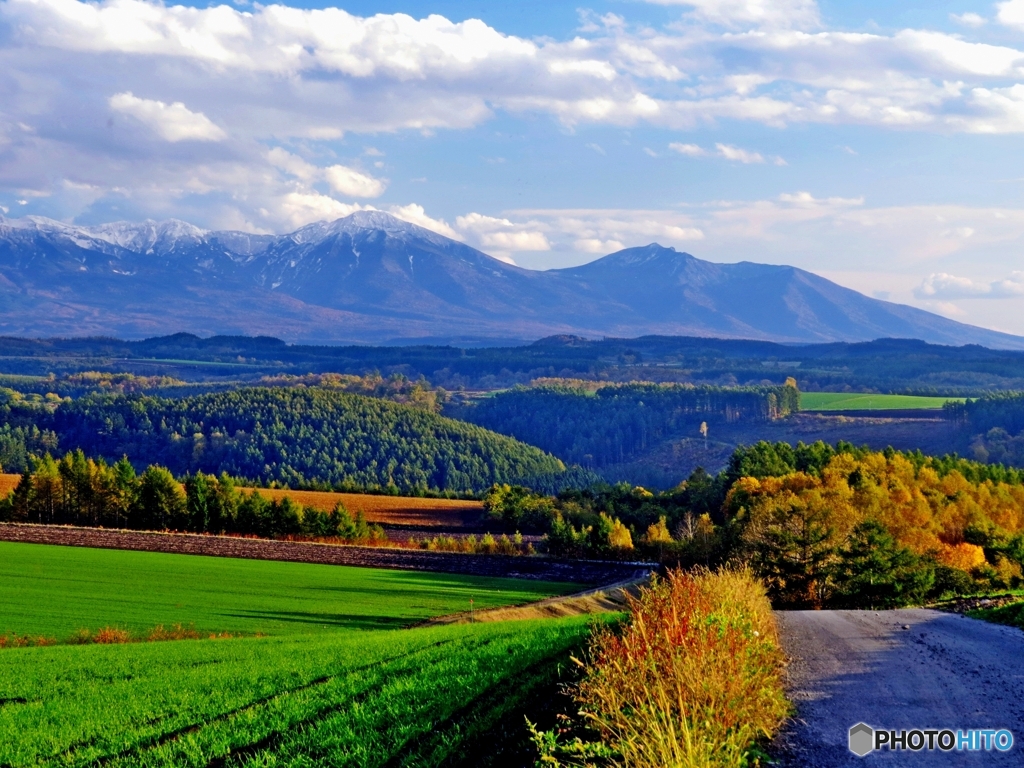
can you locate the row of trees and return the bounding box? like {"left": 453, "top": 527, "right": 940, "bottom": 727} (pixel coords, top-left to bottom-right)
{"left": 485, "top": 440, "right": 1024, "bottom": 606}
{"left": 456, "top": 380, "right": 800, "bottom": 468}
{"left": 0, "top": 449, "right": 385, "bottom": 541}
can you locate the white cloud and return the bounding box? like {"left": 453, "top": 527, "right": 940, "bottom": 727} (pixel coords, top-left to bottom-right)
{"left": 647, "top": 0, "right": 820, "bottom": 30}
{"left": 586, "top": 143, "right": 607, "bottom": 155}
{"left": 997, "top": 0, "right": 1024, "bottom": 29}
{"left": 481, "top": 230, "right": 552, "bottom": 250}
{"left": 267, "top": 147, "right": 386, "bottom": 198}
{"left": 12, "top": 0, "right": 1024, "bottom": 236}
{"left": 456, "top": 212, "right": 551, "bottom": 254}
{"left": 267, "top": 147, "right": 319, "bottom": 182}
{"left": 575, "top": 238, "right": 626, "bottom": 253}
{"left": 277, "top": 193, "right": 368, "bottom": 230}
{"left": 670, "top": 142, "right": 780, "bottom": 164}
{"left": 6, "top": 0, "right": 1024, "bottom": 149}
{"left": 324, "top": 165, "right": 387, "bottom": 198}
{"left": 715, "top": 143, "right": 765, "bottom": 163}
{"left": 108, "top": 92, "right": 225, "bottom": 142}
{"left": 669, "top": 142, "right": 707, "bottom": 156}
{"left": 915, "top": 271, "right": 1024, "bottom": 299}
{"left": 951, "top": 12, "right": 986, "bottom": 28}
{"left": 387, "top": 204, "right": 461, "bottom": 240}
{"left": 507, "top": 208, "right": 705, "bottom": 260}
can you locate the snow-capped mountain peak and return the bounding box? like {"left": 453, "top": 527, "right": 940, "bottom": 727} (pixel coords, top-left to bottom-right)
{"left": 85, "top": 220, "right": 208, "bottom": 254}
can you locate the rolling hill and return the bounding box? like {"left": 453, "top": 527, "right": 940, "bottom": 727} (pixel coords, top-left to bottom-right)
{"left": 0, "top": 210, "right": 1021, "bottom": 348}
{"left": 19, "top": 387, "right": 578, "bottom": 492}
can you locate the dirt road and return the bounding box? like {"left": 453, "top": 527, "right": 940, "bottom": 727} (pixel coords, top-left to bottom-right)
{"left": 773, "top": 610, "right": 1024, "bottom": 765}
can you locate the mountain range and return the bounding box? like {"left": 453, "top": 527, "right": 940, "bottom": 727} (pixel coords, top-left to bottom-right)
{"left": 0, "top": 210, "right": 1020, "bottom": 349}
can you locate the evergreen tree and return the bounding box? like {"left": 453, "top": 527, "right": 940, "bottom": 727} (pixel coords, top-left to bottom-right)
{"left": 832, "top": 521, "right": 935, "bottom": 609}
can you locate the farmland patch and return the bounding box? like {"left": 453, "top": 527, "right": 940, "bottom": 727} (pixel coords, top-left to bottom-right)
{"left": 246, "top": 487, "right": 485, "bottom": 529}
{"left": 0, "top": 618, "right": 597, "bottom": 768}
{"left": 800, "top": 392, "right": 963, "bottom": 411}
{"left": 0, "top": 540, "right": 577, "bottom": 639}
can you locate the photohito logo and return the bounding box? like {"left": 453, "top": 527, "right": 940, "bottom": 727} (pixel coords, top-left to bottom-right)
{"left": 848, "top": 723, "right": 1014, "bottom": 756}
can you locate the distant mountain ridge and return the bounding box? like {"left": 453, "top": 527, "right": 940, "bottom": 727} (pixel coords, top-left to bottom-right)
{"left": 0, "top": 211, "right": 1021, "bottom": 349}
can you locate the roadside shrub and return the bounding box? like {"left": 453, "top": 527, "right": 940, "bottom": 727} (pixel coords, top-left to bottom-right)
{"left": 931, "top": 565, "right": 979, "bottom": 598}
{"left": 536, "top": 568, "right": 787, "bottom": 767}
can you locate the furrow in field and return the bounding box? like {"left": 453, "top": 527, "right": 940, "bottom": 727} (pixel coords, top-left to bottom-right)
{"left": 67, "top": 640, "right": 461, "bottom": 768}
{"left": 379, "top": 653, "right": 575, "bottom": 768}
{"left": 231, "top": 624, "right": 592, "bottom": 768}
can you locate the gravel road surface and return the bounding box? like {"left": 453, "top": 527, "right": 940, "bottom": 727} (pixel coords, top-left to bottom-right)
{"left": 773, "top": 609, "right": 1024, "bottom": 765}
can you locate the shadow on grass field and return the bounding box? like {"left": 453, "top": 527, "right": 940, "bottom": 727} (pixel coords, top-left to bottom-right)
{"left": 0, "top": 541, "right": 604, "bottom": 767}
{"left": 0, "top": 540, "right": 577, "bottom": 639}
{"left": 225, "top": 610, "right": 414, "bottom": 630}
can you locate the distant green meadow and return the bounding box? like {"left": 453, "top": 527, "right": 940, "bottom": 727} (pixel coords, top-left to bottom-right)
{"left": 0, "top": 542, "right": 594, "bottom": 767}
{"left": 800, "top": 392, "right": 964, "bottom": 412}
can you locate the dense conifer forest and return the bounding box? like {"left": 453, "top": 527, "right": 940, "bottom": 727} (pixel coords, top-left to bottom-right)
{"left": 0, "top": 387, "right": 575, "bottom": 493}
{"left": 453, "top": 381, "right": 799, "bottom": 468}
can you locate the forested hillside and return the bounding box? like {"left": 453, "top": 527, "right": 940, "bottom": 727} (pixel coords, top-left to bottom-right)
{"left": 0, "top": 387, "right": 575, "bottom": 493}
{"left": 945, "top": 393, "right": 1024, "bottom": 466}
{"left": 452, "top": 381, "right": 799, "bottom": 468}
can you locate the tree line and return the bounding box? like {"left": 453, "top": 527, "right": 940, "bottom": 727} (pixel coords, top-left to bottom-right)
{"left": 485, "top": 440, "right": 1024, "bottom": 608}
{"left": 452, "top": 380, "right": 800, "bottom": 468}
{"left": 0, "top": 449, "right": 386, "bottom": 542}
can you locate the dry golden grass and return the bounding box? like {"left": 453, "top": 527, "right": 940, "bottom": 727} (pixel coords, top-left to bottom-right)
{"left": 244, "top": 487, "right": 484, "bottom": 528}
{"left": 424, "top": 577, "right": 646, "bottom": 625}
{"left": 0, "top": 473, "right": 20, "bottom": 497}
{"left": 3, "top": 623, "right": 234, "bottom": 648}
{"left": 573, "top": 568, "right": 788, "bottom": 768}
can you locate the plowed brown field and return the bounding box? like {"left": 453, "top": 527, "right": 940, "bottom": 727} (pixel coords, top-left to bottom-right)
{"left": 245, "top": 488, "right": 484, "bottom": 529}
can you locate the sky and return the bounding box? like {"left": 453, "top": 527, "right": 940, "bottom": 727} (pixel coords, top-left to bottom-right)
{"left": 4, "top": 1, "right": 1024, "bottom": 334}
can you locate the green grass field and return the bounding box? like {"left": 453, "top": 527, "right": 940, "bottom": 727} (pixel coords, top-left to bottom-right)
{"left": 0, "top": 543, "right": 597, "bottom": 767}
{"left": 0, "top": 619, "right": 595, "bottom": 768}
{"left": 800, "top": 392, "right": 964, "bottom": 411}
{"left": 0, "top": 542, "right": 576, "bottom": 639}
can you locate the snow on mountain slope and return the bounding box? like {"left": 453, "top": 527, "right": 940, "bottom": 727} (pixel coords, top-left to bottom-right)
{"left": 0, "top": 211, "right": 1021, "bottom": 349}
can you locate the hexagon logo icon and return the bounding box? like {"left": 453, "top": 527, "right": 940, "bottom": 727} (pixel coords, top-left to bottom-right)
{"left": 849, "top": 722, "right": 874, "bottom": 757}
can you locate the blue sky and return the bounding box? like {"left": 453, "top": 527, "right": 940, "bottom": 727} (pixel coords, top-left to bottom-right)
{"left": 3, "top": 0, "right": 1024, "bottom": 333}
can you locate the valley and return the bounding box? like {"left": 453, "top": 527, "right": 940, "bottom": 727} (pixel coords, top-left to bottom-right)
{"left": 2, "top": 326, "right": 1024, "bottom": 767}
